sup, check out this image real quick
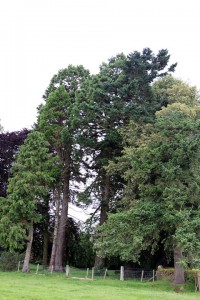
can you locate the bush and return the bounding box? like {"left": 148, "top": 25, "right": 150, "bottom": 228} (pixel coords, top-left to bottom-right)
{"left": 156, "top": 268, "right": 174, "bottom": 280}
{"left": 0, "top": 252, "right": 24, "bottom": 271}
{"left": 156, "top": 268, "right": 200, "bottom": 283}
{"left": 185, "top": 269, "right": 200, "bottom": 283}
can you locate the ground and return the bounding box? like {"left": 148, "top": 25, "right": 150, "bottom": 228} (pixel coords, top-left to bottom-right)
{"left": 0, "top": 271, "right": 199, "bottom": 300}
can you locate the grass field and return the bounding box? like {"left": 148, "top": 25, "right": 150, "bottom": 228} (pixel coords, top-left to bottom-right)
{"left": 0, "top": 271, "right": 199, "bottom": 300}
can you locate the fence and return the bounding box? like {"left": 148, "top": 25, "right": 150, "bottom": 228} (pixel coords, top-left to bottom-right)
{"left": 120, "top": 266, "right": 155, "bottom": 282}
{"left": 15, "top": 263, "right": 200, "bottom": 292}
{"left": 17, "top": 262, "right": 120, "bottom": 280}
{"left": 17, "top": 262, "right": 155, "bottom": 282}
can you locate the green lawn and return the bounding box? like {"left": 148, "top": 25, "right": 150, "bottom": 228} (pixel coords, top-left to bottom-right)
{"left": 0, "top": 271, "right": 199, "bottom": 300}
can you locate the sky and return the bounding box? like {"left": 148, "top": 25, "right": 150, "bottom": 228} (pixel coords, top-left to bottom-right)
{"left": 1, "top": 0, "right": 200, "bottom": 132}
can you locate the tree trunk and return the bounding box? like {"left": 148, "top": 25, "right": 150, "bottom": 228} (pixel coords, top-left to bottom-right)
{"left": 22, "top": 221, "right": 33, "bottom": 272}
{"left": 95, "top": 256, "right": 105, "bottom": 267}
{"left": 42, "top": 196, "right": 49, "bottom": 267}
{"left": 49, "top": 188, "right": 61, "bottom": 270}
{"left": 42, "top": 230, "right": 48, "bottom": 267}
{"left": 54, "top": 178, "right": 69, "bottom": 270}
{"left": 100, "top": 174, "right": 110, "bottom": 225}
{"left": 173, "top": 244, "right": 185, "bottom": 285}
{"left": 95, "top": 174, "right": 110, "bottom": 267}
{"left": 55, "top": 150, "right": 71, "bottom": 271}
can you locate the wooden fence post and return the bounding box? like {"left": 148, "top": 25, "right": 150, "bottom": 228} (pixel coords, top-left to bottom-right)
{"left": 104, "top": 268, "right": 107, "bottom": 279}
{"left": 66, "top": 265, "right": 70, "bottom": 277}
{"left": 36, "top": 264, "right": 39, "bottom": 274}
{"left": 86, "top": 268, "right": 89, "bottom": 279}
{"left": 17, "top": 261, "right": 20, "bottom": 272}
{"left": 92, "top": 267, "right": 94, "bottom": 280}
{"left": 141, "top": 270, "right": 144, "bottom": 282}
{"left": 120, "top": 266, "right": 124, "bottom": 281}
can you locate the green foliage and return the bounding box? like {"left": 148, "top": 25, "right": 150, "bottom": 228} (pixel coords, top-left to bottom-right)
{"left": 152, "top": 75, "right": 199, "bottom": 107}
{"left": 0, "top": 251, "right": 24, "bottom": 271}
{"left": 96, "top": 104, "right": 200, "bottom": 265}
{"left": 76, "top": 48, "right": 176, "bottom": 216}
{"left": 37, "top": 65, "right": 91, "bottom": 183}
{"left": 0, "top": 131, "right": 55, "bottom": 251}
{"left": 38, "top": 85, "right": 72, "bottom": 147}
{"left": 69, "top": 232, "right": 95, "bottom": 268}
{"left": 43, "top": 64, "right": 90, "bottom": 99}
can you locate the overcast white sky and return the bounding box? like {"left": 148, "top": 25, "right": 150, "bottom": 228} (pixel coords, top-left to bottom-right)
{"left": 1, "top": 0, "right": 200, "bottom": 132}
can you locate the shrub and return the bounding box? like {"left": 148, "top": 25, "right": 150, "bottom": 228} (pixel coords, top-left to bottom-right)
{"left": 0, "top": 252, "right": 24, "bottom": 271}
{"left": 156, "top": 268, "right": 200, "bottom": 283}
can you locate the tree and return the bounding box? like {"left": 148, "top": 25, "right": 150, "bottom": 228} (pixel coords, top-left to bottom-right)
{"left": 37, "top": 65, "right": 90, "bottom": 270}
{"left": 152, "top": 75, "right": 199, "bottom": 107}
{"left": 77, "top": 48, "right": 176, "bottom": 266}
{"left": 96, "top": 103, "right": 200, "bottom": 284}
{"left": 0, "top": 131, "right": 55, "bottom": 272}
{"left": 0, "top": 129, "right": 29, "bottom": 197}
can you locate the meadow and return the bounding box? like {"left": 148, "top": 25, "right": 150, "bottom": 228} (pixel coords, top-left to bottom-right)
{"left": 0, "top": 271, "right": 199, "bottom": 300}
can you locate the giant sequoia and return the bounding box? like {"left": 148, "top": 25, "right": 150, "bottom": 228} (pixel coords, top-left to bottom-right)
{"left": 37, "top": 65, "right": 90, "bottom": 269}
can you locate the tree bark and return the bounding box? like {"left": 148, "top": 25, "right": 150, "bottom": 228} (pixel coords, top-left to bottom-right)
{"left": 49, "top": 188, "right": 61, "bottom": 270}
{"left": 95, "top": 256, "right": 105, "bottom": 267}
{"left": 42, "top": 230, "right": 48, "bottom": 267}
{"left": 54, "top": 149, "right": 71, "bottom": 270}
{"left": 22, "top": 221, "right": 34, "bottom": 272}
{"left": 95, "top": 174, "right": 110, "bottom": 267}
{"left": 99, "top": 174, "right": 110, "bottom": 225}
{"left": 173, "top": 244, "right": 185, "bottom": 285}
{"left": 42, "top": 196, "right": 49, "bottom": 267}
